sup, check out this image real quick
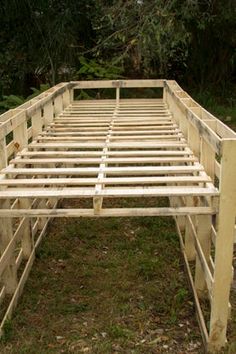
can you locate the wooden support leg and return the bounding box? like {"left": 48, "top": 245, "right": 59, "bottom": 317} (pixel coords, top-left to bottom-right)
{"left": 194, "top": 214, "right": 212, "bottom": 298}
{"left": 208, "top": 140, "right": 236, "bottom": 352}
{"left": 170, "top": 196, "right": 186, "bottom": 232}
{"left": 93, "top": 196, "right": 103, "bottom": 215}
{"left": 0, "top": 200, "right": 17, "bottom": 294}
{"left": 19, "top": 199, "right": 32, "bottom": 259}
{"left": 184, "top": 197, "right": 196, "bottom": 261}
{"left": 38, "top": 199, "right": 47, "bottom": 230}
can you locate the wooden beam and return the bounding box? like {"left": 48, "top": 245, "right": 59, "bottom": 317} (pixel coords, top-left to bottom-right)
{"left": 0, "top": 207, "right": 216, "bottom": 218}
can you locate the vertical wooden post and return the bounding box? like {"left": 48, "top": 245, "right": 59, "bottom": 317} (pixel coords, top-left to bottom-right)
{"left": 0, "top": 138, "right": 8, "bottom": 169}
{"left": 54, "top": 95, "right": 63, "bottom": 117}
{"left": 38, "top": 200, "right": 47, "bottom": 230}
{"left": 19, "top": 199, "right": 32, "bottom": 259}
{"left": 188, "top": 123, "right": 200, "bottom": 158}
{"left": 194, "top": 214, "right": 212, "bottom": 298}
{"left": 62, "top": 89, "right": 71, "bottom": 109}
{"left": 31, "top": 110, "right": 42, "bottom": 139}
{"left": 184, "top": 198, "right": 196, "bottom": 261}
{"left": 44, "top": 101, "right": 54, "bottom": 127}
{"left": 201, "top": 138, "right": 215, "bottom": 181}
{"left": 208, "top": 139, "right": 236, "bottom": 352}
{"left": 164, "top": 85, "right": 187, "bottom": 232}
{"left": 195, "top": 137, "right": 215, "bottom": 298}
{"left": 163, "top": 85, "right": 166, "bottom": 102}
{"left": 13, "top": 111, "right": 28, "bottom": 152}
{"left": 116, "top": 87, "right": 120, "bottom": 106}
{"left": 184, "top": 120, "right": 200, "bottom": 261}
{"left": 70, "top": 88, "right": 74, "bottom": 103}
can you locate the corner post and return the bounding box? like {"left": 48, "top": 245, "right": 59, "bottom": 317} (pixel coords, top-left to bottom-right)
{"left": 208, "top": 139, "right": 236, "bottom": 351}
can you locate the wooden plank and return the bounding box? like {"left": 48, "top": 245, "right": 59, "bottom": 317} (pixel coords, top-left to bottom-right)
{"left": 19, "top": 199, "right": 32, "bottom": 259}
{"left": 48, "top": 126, "right": 178, "bottom": 133}
{"left": 12, "top": 114, "right": 28, "bottom": 152}
{"left": 184, "top": 198, "right": 196, "bottom": 261}
{"left": 1, "top": 165, "right": 204, "bottom": 176}
{"left": 71, "top": 79, "right": 164, "bottom": 89}
{"left": 52, "top": 122, "right": 173, "bottom": 127}
{"left": 28, "top": 142, "right": 187, "bottom": 149}
{"left": 208, "top": 139, "right": 236, "bottom": 352}
{"left": 41, "top": 129, "right": 179, "bottom": 136}
{"left": 18, "top": 150, "right": 193, "bottom": 158}
{"left": 44, "top": 101, "right": 54, "bottom": 126}
{"left": 0, "top": 138, "right": 8, "bottom": 170}
{"left": 0, "top": 186, "right": 218, "bottom": 199}
{"left": 36, "top": 135, "right": 182, "bottom": 142}
{"left": 31, "top": 110, "right": 42, "bottom": 138}
{"left": 0, "top": 176, "right": 211, "bottom": 187}
{"left": 18, "top": 150, "right": 193, "bottom": 157}
{"left": 0, "top": 207, "right": 216, "bottom": 218}
{"left": 194, "top": 215, "right": 212, "bottom": 298}
{"left": 10, "top": 156, "right": 197, "bottom": 165}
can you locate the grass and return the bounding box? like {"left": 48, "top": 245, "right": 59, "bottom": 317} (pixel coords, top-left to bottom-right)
{"left": 0, "top": 197, "right": 235, "bottom": 353}
{"left": 0, "top": 199, "right": 206, "bottom": 353}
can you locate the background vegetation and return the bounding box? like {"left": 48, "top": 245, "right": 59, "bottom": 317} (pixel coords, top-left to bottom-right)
{"left": 0, "top": 1, "right": 235, "bottom": 95}
{"left": 0, "top": 1, "right": 236, "bottom": 121}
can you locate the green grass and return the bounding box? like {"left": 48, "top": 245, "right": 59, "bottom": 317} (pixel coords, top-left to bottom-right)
{"left": 0, "top": 200, "right": 207, "bottom": 353}
{"left": 0, "top": 197, "right": 235, "bottom": 353}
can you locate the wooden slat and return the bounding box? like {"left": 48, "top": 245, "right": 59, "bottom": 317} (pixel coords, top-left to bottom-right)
{"left": 0, "top": 207, "right": 217, "bottom": 218}
{"left": 1, "top": 165, "right": 204, "bottom": 176}
{"left": 0, "top": 176, "right": 211, "bottom": 186}
{"left": 28, "top": 142, "right": 187, "bottom": 149}
{"left": 0, "top": 186, "right": 218, "bottom": 199}
{"left": 18, "top": 150, "right": 193, "bottom": 157}
{"left": 71, "top": 79, "right": 165, "bottom": 89}
{"left": 10, "top": 156, "right": 197, "bottom": 165}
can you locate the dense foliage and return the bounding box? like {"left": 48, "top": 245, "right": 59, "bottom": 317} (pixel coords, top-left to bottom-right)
{"left": 0, "top": 0, "right": 235, "bottom": 97}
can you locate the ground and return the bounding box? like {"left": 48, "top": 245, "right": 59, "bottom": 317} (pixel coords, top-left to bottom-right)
{"left": 0, "top": 197, "right": 235, "bottom": 354}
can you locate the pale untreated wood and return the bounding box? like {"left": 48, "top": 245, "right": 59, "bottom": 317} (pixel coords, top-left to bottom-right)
{"left": 0, "top": 80, "right": 235, "bottom": 353}
{"left": 0, "top": 207, "right": 216, "bottom": 218}
{"left": 208, "top": 140, "right": 236, "bottom": 352}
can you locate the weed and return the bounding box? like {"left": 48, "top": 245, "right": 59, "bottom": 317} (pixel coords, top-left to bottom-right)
{"left": 107, "top": 324, "right": 133, "bottom": 339}
{"left": 137, "top": 257, "right": 164, "bottom": 281}
{"left": 1, "top": 319, "right": 13, "bottom": 342}
{"left": 59, "top": 303, "right": 89, "bottom": 315}
{"left": 175, "top": 287, "right": 188, "bottom": 307}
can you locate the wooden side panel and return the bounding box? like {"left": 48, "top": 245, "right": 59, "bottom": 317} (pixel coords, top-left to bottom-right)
{"left": 208, "top": 139, "right": 236, "bottom": 351}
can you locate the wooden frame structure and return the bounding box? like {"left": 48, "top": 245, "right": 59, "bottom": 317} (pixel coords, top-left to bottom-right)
{"left": 0, "top": 79, "right": 235, "bottom": 352}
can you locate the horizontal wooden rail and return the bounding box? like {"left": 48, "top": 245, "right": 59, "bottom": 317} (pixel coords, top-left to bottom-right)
{"left": 71, "top": 79, "right": 165, "bottom": 89}
{"left": 0, "top": 207, "right": 217, "bottom": 218}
